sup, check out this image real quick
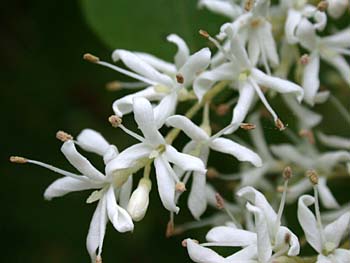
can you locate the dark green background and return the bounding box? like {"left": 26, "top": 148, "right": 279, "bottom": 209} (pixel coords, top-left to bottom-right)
{"left": 2, "top": 0, "right": 349, "bottom": 262}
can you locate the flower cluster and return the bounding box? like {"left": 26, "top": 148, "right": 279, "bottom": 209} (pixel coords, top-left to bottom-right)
{"left": 11, "top": 0, "right": 350, "bottom": 262}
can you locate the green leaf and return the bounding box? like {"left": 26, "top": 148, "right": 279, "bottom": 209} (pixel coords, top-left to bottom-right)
{"left": 79, "top": 0, "right": 226, "bottom": 58}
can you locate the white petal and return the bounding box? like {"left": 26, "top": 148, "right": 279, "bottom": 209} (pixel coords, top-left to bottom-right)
{"left": 317, "top": 254, "right": 333, "bottom": 263}
{"left": 321, "top": 53, "right": 350, "bottom": 85}
{"left": 275, "top": 226, "right": 300, "bottom": 256}
{"left": 251, "top": 69, "right": 304, "bottom": 102}
{"left": 285, "top": 9, "right": 303, "bottom": 44}
{"left": 112, "top": 49, "right": 173, "bottom": 87}
{"left": 134, "top": 52, "right": 176, "bottom": 75}
{"left": 154, "top": 156, "right": 179, "bottom": 213}
{"left": 112, "top": 87, "right": 164, "bottom": 117}
{"left": 164, "top": 145, "right": 206, "bottom": 173}
{"left": 133, "top": 97, "right": 165, "bottom": 145}
{"left": 185, "top": 239, "right": 226, "bottom": 263}
{"left": 226, "top": 245, "right": 258, "bottom": 262}
{"left": 61, "top": 141, "right": 105, "bottom": 181}
{"left": 302, "top": 52, "right": 320, "bottom": 105}
{"left": 166, "top": 115, "right": 209, "bottom": 141}
{"left": 206, "top": 226, "right": 257, "bottom": 246}
{"left": 296, "top": 18, "right": 317, "bottom": 50}
{"left": 247, "top": 33, "right": 260, "bottom": 66}
{"left": 258, "top": 22, "right": 279, "bottom": 66}
{"left": 246, "top": 203, "right": 272, "bottom": 263}
{"left": 315, "top": 151, "right": 350, "bottom": 173}
{"left": 179, "top": 48, "right": 211, "bottom": 87}
{"left": 270, "top": 144, "right": 313, "bottom": 169}
{"left": 188, "top": 171, "right": 207, "bottom": 220}
{"left": 198, "top": 0, "right": 242, "bottom": 19}
{"left": 287, "top": 178, "right": 312, "bottom": 204}
{"left": 313, "top": 11, "right": 327, "bottom": 31}
{"left": 317, "top": 132, "right": 350, "bottom": 150}
{"left": 228, "top": 34, "right": 251, "bottom": 69}
{"left": 297, "top": 195, "right": 322, "bottom": 253}
{"left": 77, "top": 129, "right": 111, "bottom": 156}
{"left": 332, "top": 248, "right": 350, "bottom": 262}
{"left": 324, "top": 212, "right": 350, "bottom": 248}
{"left": 166, "top": 34, "right": 190, "bottom": 69}
{"left": 322, "top": 28, "right": 350, "bottom": 48}
{"left": 153, "top": 92, "right": 177, "bottom": 129}
{"left": 328, "top": 0, "right": 349, "bottom": 18}
{"left": 86, "top": 197, "right": 107, "bottom": 262}
{"left": 119, "top": 175, "right": 133, "bottom": 209}
{"left": 44, "top": 177, "right": 100, "bottom": 200}
{"left": 318, "top": 177, "right": 340, "bottom": 209}
{"left": 106, "top": 186, "right": 134, "bottom": 232}
{"left": 210, "top": 138, "right": 262, "bottom": 167}
{"left": 103, "top": 145, "right": 119, "bottom": 165}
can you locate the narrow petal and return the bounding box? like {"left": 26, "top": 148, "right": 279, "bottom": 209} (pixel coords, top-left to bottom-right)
{"left": 133, "top": 97, "right": 165, "bottom": 145}
{"left": 166, "top": 115, "right": 209, "bottom": 141}
{"left": 167, "top": 34, "right": 190, "bottom": 69}
{"left": 270, "top": 144, "right": 313, "bottom": 169}
{"left": 77, "top": 129, "right": 111, "bottom": 156}
{"left": 134, "top": 52, "right": 176, "bottom": 75}
{"left": 302, "top": 52, "right": 320, "bottom": 106}
{"left": 251, "top": 68, "right": 304, "bottom": 102}
{"left": 324, "top": 212, "right": 350, "bottom": 248}
{"left": 247, "top": 33, "right": 260, "bottom": 66}
{"left": 275, "top": 226, "right": 300, "bottom": 256}
{"left": 164, "top": 145, "right": 206, "bottom": 173}
{"left": 315, "top": 151, "right": 350, "bottom": 173}
{"left": 318, "top": 177, "right": 340, "bottom": 209}
{"left": 119, "top": 176, "right": 133, "bottom": 209}
{"left": 198, "top": 0, "right": 242, "bottom": 19}
{"left": 225, "top": 244, "right": 258, "bottom": 262}
{"left": 185, "top": 239, "right": 226, "bottom": 263}
{"left": 206, "top": 226, "right": 257, "bottom": 246}
{"left": 317, "top": 132, "right": 350, "bottom": 150}
{"left": 327, "top": 0, "right": 349, "bottom": 19}
{"left": 332, "top": 248, "right": 350, "bottom": 262}
{"left": 188, "top": 171, "right": 207, "bottom": 220}
{"left": 285, "top": 9, "right": 303, "bottom": 44}
{"left": 322, "top": 28, "right": 350, "bottom": 48}
{"left": 112, "top": 49, "right": 173, "bottom": 87}
{"left": 103, "top": 145, "right": 119, "bottom": 165}
{"left": 296, "top": 18, "right": 318, "bottom": 50}
{"left": 210, "top": 138, "right": 262, "bottom": 167}
{"left": 179, "top": 48, "right": 211, "bottom": 87}
{"left": 106, "top": 186, "right": 134, "bottom": 232}
{"left": 153, "top": 92, "right": 177, "bottom": 129}
{"left": 154, "top": 156, "right": 179, "bottom": 213}
{"left": 44, "top": 177, "right": 101, "bottom": 200}
{"left": 297, "top": 195, "right": 322, "bottom": 253}
{"left": 321, "top": 53, "right": 350, "bottom": 85}
{"left": 61, "top": 140, "right": 105, "bottom": 181}
{"left": 258, "top": 22, "right": 279, "bottom": 67}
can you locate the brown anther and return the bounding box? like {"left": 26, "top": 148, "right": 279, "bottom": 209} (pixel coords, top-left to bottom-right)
{"left": 166, "top": 220, "right": 174, "bottom": 238}
{"left": 206, "top": 167, "right": 219, "bottom": 179}
{"left": 56, "top": 131, "right": 73, "bottom": 142}
{"left": 306, "top": 170, "right": 319, "bottom": 185}
{"left": 175, "top": 182, "right": 186, "bottom": 192}
{"left": 176, "top": 74, "right": 184, "bottom": 84}
{"left": 96, "top": 255, "right": 102, "bottom": 263}
{"left": 317, "top": 1, "right": 329, "bottom": 12}
{"left": 284, "top": 232, "right": 291, "bottom": 244}
{"left": 182, "top": 239, "right": 199, "bottom": 247}
{"left": 299, "top": 129, "right": 315, "bottom": 144}
{"left": 83, "top": 53, "right": 100, "bottom": 63}
{"left": 244, "top": 0, "right": 255, "bottom": 11}
{"left": 108, "top": 115, "right": 122, "bottom": 128}
{"left": 300, "top": 54, "right": 310, "bottom": 65}
{"left": 106, "top": 81, "right": 122, "bottom": 91}
{"left": 240, "top": 123, "right": 256, "bottom": 131}
{"left": 250, "top": 19, "right": 260, "bottom": 28}
{"left": 10, "top": 156, "right": 28, "bottom": 164}
{"left": 277, "top": 185, "right": 285, "bottom": 193}
{"left": 283, "top": 166, "right": 293, "bottom": 180}
{"left": 199, "top": 29, "right": 210, "bottom": 38}
{"left": 215, "top": 193, "right": 225, "bottom": 210}
{"left": 216, "top": 104, "right": 230, "bottom": 116}
{"left": 275, "top": 118, "right": 286, "bottom": 131}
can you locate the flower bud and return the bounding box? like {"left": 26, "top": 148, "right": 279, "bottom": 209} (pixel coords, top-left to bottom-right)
{"left": 127, "top": 178, "right": 151, "bottom": 222}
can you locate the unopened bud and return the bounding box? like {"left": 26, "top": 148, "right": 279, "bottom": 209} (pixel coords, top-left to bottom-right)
{"left": 283, "top": 166, "right": 292, "bottom": 180}
{"left": 244, "top": 0, "right": 255, "bottom": 11}
{"left": 199, "top": 29, "right": 209, "bottom": 38}
{"left": 106, "top": 81, "right": 122, "bottom": 91}
{"left": 176, "top": 74, "right": 184, "bottom": 84}
{"left": 10, "top": 156, "right": 27, "bottom": 164}
{"left": 215, "top": 193, "right": 225, "bottom": 209}
{"left": 300, "top": 54, "right": 310, "bottom": 65}
{"left": 306, "top": 170, "right": 319, "bottom": 185}
{"left": 175, "top": 182, "right": 186, "bottom": 192}
{"left": 206, "top": 167, "right": 219, "bottom": 179}
{"left": 108, "top": 115, "right": 122, "bottom": 128}
{"left": 275, "top": 119, "right": 286, "bottom": 131}
{"left": 240, "top": 123, "right": 256, "bottom": 130}
{"left": 56, "top": 131, "right": 73, "bottom": 142}
{"left": 216, "top": 104, "right": 230, "bottom": 116}
{"left": 299, "top": 129, "right": 315, "bottom": 144}
{"left": 166, "top": 220, "right": 174, "bottom": 238}
{"left": 83, "top": 53, "right": 100, "bottom": 63}
{"left": 317, "top": 1, "right": 329, "bottom": 11}
{"left": 127, "top": 178, "right": 151, "bottom": 222}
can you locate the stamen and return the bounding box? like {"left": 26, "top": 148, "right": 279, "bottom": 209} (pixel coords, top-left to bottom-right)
{"left": 199, "top": 29, "right": 210, "bottom": 38}
{"left": 56, "top": 130, "right": 73, "bottom": 142}
{"left": 10, "top": 156, "right": 28, "bottom": 164}
{"left": 106, "top": 81, "right": 148, "bottom": 91}
{"left": 199, "top": 29, "right": 234, "bottom": 61}
{"left": 206, "top": 167, "right": 219, "bottom": 179}
{"left": 108, "top": 115, "right": 122, "bottom": 127}
{"left": 317, "top": 1, "right": 329, "bottom": 12}
{"left": 215, "top": 193, "right": 240, "bottom": 226}
{"left": 275, "top": 119, "right": 286, "bottom": 131}
{"left": 96, "top": 255, "right": 102, "bottom": 263}
{"left": 166, "top": 219, "right": 174, "bottom": 238}
{"left": 176, "top": 74, "right": 184, "bottom": 84}
{"left": 306, "top": 169, "right": 319, "bottom": 185}
{"left": 240, "top": 123, "right": 256, "bottom": 130}
{"left": 299, "top": 129, "right": 315, "bottom": 144}
{"left": 175, "top": 182, "right": 186, "bottom": 192}
{"left": 244, "top": 0, "right": 255, "bottom": 12}
{"left": 83, "top": 53, "right": 100, "bottom": 63}
{"left": 300, "top": 54, "right": 310, "bottom": 65}
{"left": 119, "top": 125, "right": 145, "bottom": 142}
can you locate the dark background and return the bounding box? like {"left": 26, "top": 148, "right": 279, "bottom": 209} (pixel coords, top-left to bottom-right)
{"left": 1, "top": 0, "right": 349, "bottom": 262}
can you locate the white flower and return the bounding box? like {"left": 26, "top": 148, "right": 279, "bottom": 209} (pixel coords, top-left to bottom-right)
{"left": 127, "top": 177, "right": 152, "bottom": 221}
{"left": 298, "top": 194, "right": 350, "bottom": 262}
{"left": 295, "top": 19, "right": 350, "bottom": 105}
{"left": 20, "top": 129, "right": 134, "bottom": 262}
{"left": 317, "top": 132, "right": 350, "bottom": 150}
{"left": 197, "top": 0, "right": 242, "bottom": 20}
{"left": 328, "top": 0, "right": 349, "bottom": 19}
{"left": 106, "top": 97, "right": 206, "bottom": 213}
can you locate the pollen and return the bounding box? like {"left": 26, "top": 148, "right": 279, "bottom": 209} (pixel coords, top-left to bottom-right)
{"left": 105, "top": 81, "right": 122, "bottom": 91}
{"left": 176, "top": 74, "right": 184, "bottom": 84}
{"left": 240, "top": 123, "right": 256, "bottom": 130}
{"left": 199, "top": 29, "right": 210, "bottom": 38}
{"left": 283, "top": 166, "right": 293, "bottom": 180}
{"left": 108, "top": 115, "right": 122, "bottom": 128}
{"left": 317, "top": 1, "right": 329, "bottom": 12}
{"left": 275, "top": 118, "right": 286, "bottom": 131}
{"left": 306, "top": 170, "right": 319, "bottom": 185}
{"left": 10, "top": 156, "right": 28, "bottom": 164}
{"left": 56, "top": 131, "right": 73, "bottom": 142}
{"left": 96, "top": 255, "right": 102, "bottom": 263}
{"left": 244, "top": 0, "right": 255, "bottom": 12}
{"left": 83, "top": 53, "right": 100, "bottom": 63}
{"left": 300, "top": 54, "right": 310, "bottom": 65}
{"left": 175, "top": 182, "right": 186, "bottom": 192}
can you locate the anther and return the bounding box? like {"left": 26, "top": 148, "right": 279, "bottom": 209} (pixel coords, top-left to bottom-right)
{"left": 206, "top": 167, "right": 219, "bottom": 179}
{"left": 306, "top": 170, "right": 319, "bottom": 185}
{"left": 176, "top": 74, "right": 184, "bottom": 84}
{"left": 299, "top": 129, "right": 315, "bottom": 144}
{"left": 175, "top": 182, "right": 186, "bottom": 192}
{"left": 275, "top": 118, "right": 286, "bottom": 131}
{"left": 182, "top": 239, "right": 199, "bottom": 247}
{"left": 106, "top": 81, "right": 122, "bottom": 91}
{"left": 56, "top": 131, "right": 73, "bottom": 142}
{"left": 283, "top": 166, "right": 292, "bottom": 180}
{"left": 276, "top": 185, "right": 285, "bottom": 193}
{"left": 108, "top": 115, "right": 122, "bottom": 128}
{"left": 215, "top": 193, "right": 225, "bottom": 209}
{"left": 83, "top": 53, "right": 100, "bottom": 63}
{"left": 300, "top": 54, "right": 310, "bottom": 65}
{"left": 9, "top": 156, "right": 28, "bottom": 164}
{"left": 244, "top": 0, "right": 255, "bottom": 11}
{"left": 240, "top": 123, "right": 256, "bottom": 130}
{"left": 317, "top": 1, "right": 329, "bottom": 12}
{"left": 166, "top": 220, "right": 174, "bottom": 238}
{"left": 199, "top": 29, "right": 210, "bottom": 38}
{"left": 96, "top": 255, "right": 102, "bottom": 263}
{"left": 284, "top": 232, "right": 291, "bottom": 244}
{"left": 216, "top": 104, "right": 230, "bottom": 116}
